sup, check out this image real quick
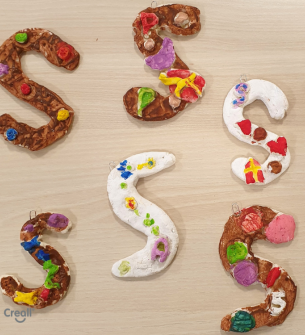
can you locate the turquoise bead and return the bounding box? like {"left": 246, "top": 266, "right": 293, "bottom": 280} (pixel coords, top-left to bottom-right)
{"left": 230, "top": 311, "right": 255, "bottom": 332}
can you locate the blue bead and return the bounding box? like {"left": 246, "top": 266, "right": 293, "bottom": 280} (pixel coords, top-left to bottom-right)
{"left": 21, "top": 235, "right": 40, "bottom": 253}
{"left": 121, "top": 171, "right": 133, "bottom": 180}
{"left": 120, "top": 160, "right": 127, "bottom": 166}
{"left": 117, "top": 166, "right": 126, "bottom": 171}
{"left": 6, "top": 128, "right": 18, "bottom": 141}
{"left": 36, "top": 249, "right": 50, "bottom": 262}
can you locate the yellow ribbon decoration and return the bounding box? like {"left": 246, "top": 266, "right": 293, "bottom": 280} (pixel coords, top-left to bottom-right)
{"left": 244, "top": 158, "right": 262, "bottom": 182}
{"left": 14, "top": 291, "right": 38, "bottom": 305}
{"left": 159, "top": 72, "right": 202, "bottom": 98}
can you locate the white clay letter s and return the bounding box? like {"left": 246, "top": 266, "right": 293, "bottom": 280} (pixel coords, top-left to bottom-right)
{"left": 107, "top": 152, "right": 178, "bottom": 278}
{"left": 223, "top": 79, "right": 290, "bottom": 185}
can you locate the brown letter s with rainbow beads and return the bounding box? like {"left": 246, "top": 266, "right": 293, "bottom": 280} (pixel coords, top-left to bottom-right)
{"left": 123, "top": 3, "right": 206, "bottom": 121}
{"left": 0, "top": 28, "right": 79, "bottom": 151}
{"left": 219, "top": 205, "right": 296, "bottom": 332}
{"left": 1, "top": 212, "right": 72, "bottom": 309}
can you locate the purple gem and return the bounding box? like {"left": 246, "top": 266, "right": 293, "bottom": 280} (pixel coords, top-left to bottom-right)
{"left": 151, "top": 237, "right": 170, "bottom": 263}
{"left": 233, "top": 260, "right": 258, "bottom": 287}
{"left": 24, "top": 224, "right": 34, "bottom": 232}
{"left": 0, "top": 63, "right": 9, "bottom": 77}
{"left": 47, "top": 213, "right": 69, "bottom": 228}
{"left": 144, "top": 37, "right": 175, "bottom": 71}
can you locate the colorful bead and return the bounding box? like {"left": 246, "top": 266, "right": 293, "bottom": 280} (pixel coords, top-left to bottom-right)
{"left": 244, "top": 158, "right": 264, "bottom": 184}
{"left": 237, "top": 119, "right": 252, "bottom": 135}
{"left": 143, "top": 213, "right": 155, "bottom": 227}
{"left": 0, "top": 63, "right": 9, "bottom": 77}
{"left": 232, "top": 82, "right": 249, "bottom": 108}
{"left": 241, "top": 213, "right": 263, "bottom": 233}
{"left": 227, "top": 242, "right": 247, "bottom": 264}
{"left": 15, "top": 33, "right": 28, "bottom": 44}
{"left": 47, "top": 213, "right": 69, "bottom": 229}
{"left": 117, "top": 160, "right": 134, "bottom": 180}
{"left": 151, "top": 226, "right": 159, "bottom": 236}
{"left": 120, "top": 182, "right": 127, "bottom": 189}
{"left": 36, "top": 249, "right": 50, "bottom": 262}
{"left": 20, "top": 83, "right": 31, "bottom": 95}
{"left": 24, "top": 224, "right": 34, "bottom": 232}
{"left": 151, "top": 237, "right": 170, "bottom": 262}
{"left": 137, "top": 157, "right": 156, "bottom": 170}
{"left": 6, "top": 128, "right": 18, "bottom": 141}
{"left": 145, "top": 38, "right": 175, "bottom": 70}
{"left": 137, "top": 87, "right": 156, "bottom": 117}
{"left": 14, "top": 291, "right": 37, "bottom": 305}
{"left": 125, "top": 197, "right": 137, "bottom": 210}
{"left": 267, "top": 137, "right": 287, "bottom": 156}
{"left": 57, "top": 109, "right": 70, "bottom": 121}
{"left": 43, "top": 260, "right": 60, "bottom": 289}
{"left": 233, "top": 260, "right": 258, "bottom": 287}
{"left": 40, "top": 288, "right": 50, "bottom": 301}
{"left": 140, "top": 12, "right": 159, "bottom": 35}
{"left": 144, "top": 38, "right": 155, "bottom": 51}
{"left": 118, "top": 260, "right": 131, "bottom": 276}
{"left": 266, "top": 267, "right": 281, "bottom": 288}
{"left": 265, "top": 214, "right": 295, "bottom": 244}
{"left": 21, "top": 235, "right": 40, "bottom": 254}
{"left": 230, "top": 311, "right": 255, "bottom": 332}
{"left": 121, "top": 171, "right": 133, "bottom": 180}
{"left": 57, "top": 42, "right": 74, "bottom": 61}
{"left": 174, "top": 12, "right": 189, "bottom": 27}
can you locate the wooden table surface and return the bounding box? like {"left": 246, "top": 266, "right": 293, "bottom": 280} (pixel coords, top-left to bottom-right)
{"left": 0, "top": 0, "right": 304, "bottom": 333}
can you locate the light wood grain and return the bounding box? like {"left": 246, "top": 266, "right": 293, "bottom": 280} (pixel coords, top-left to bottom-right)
{"left": 0, "top": 0, "right": 304, "bottom": 333}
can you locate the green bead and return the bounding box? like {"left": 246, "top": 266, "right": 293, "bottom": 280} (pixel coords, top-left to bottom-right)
{"left": 118, "top": 260, "right": 130, "bottom": 276}
{"left": 143, "top": 213, "right": 154, "bottom": 227}
{"left": 151, "top": 226, "right": 159, "bottom": 236}
{"left": 15, "top": 33, "right": 28, "bottom": 43}
{"left": 230, "top": 311, "right": 255, "bottom": 332}
{"left": 137, "top": 87, "right": 156, "bottom": 117}
{"left": 227, "top": 242, "right": 247, "bottom": 264}
{"left": 120, "top": 182, "right": 127, "bottom": 189}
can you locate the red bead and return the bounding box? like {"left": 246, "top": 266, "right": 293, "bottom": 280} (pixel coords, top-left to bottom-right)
{"left": 194, "top": 75, "right": 206, "bottom": 91}
{"left": 241, "top": 213, "right": 262, "bottom": 233}
{"left": 20, "top": 83, "right": 31, "bottom": 95}
{"left": 57, "top": 42, "right": 74, "bottom": 61}
{"left": 237, "top": 119, "right": 252, "bottom": 135}
{"left": 267, "top": 137, "right": 287, "bottom": 156}
{"left": 266, "top": 267, "right": 281, "bottom": 288}
{"left": 167, "top": 69, "right": 191, "bottom": 79}
{"left": 140, "top": 12, "right": 159, "bottom": 35}
{"left": 180, "top": 87, "right": 198, "bottom": 103}
{"left": 40, "top": 288, "right": 50, "bottom": 301}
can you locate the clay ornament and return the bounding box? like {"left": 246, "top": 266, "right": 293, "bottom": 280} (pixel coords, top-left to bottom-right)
{"left": 219, "top": 205, "right": 296, "bottom": 332}
{"left": 107, "top": 152, "right": 178, "bottom": 277}
{"left": 123, "top": 4, "right": 205, "bottom": 121}
{"left": 1, "top": 212, "right": 72, "bottom": 309}
{"left": 0, "top": 28, "right": 80, "bottom": 151}
{"left": 223, "top": 79, "right": 290, "bottom": 185}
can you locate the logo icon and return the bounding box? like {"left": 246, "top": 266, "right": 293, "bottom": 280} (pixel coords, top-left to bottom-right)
{"left": 4, "top": 308, "right": 33, "bottom": 323}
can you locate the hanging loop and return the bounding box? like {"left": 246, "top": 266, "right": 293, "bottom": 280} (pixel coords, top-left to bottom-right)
{"left": 29, "top": 210, "right": 37, "bottom": 220}
{"left": 232, "top": 202, "right": 241, "bottom": 216}
{"left": 240, "top": 74, "right": 247, "bottom": 82}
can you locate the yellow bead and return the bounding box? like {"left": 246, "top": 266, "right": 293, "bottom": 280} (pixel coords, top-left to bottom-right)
{"left": 14, "top": 291, "right": 38, "bottom": 305}
{"left": 57, "top": 109, "right": 70, "bottom": 121}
